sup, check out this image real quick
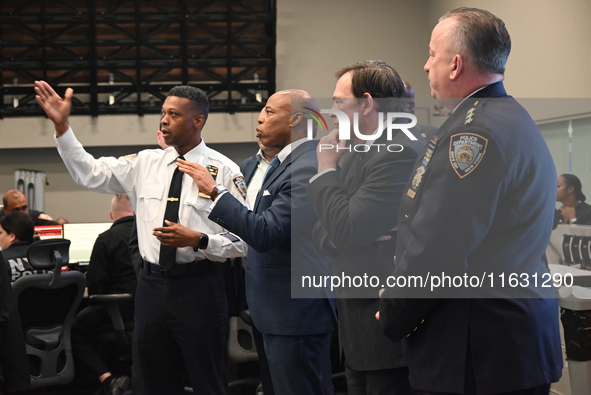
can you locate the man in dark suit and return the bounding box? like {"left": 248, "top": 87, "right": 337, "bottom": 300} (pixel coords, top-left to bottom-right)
{"left": 378, "top": 8, "right": 562, "bottom": 394}
{"left": 236, "top": 139, "right": 280, "bottom": 395}
{"left": 307, "top": 60, "right": 423, "bottom": 395}
{"left": 178, "top": 89, "right": 337, "bottom": 395}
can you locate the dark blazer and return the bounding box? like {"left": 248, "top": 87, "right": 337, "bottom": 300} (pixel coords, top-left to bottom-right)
{"left": 308, "top": 129, "right": 424, "bottom": 371}
{"left": 379, "top": 82, "right": 563, "bottom": 393}
{"left": 87, "top": 215, "right": 137, "bottom": 296}
{"left": 209, "top": 140, "right": 337, "bottom": 336}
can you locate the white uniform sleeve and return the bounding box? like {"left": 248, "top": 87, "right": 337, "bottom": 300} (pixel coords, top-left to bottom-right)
{"left": 198, "top": 165, "right": 249, "bottom": 260}
{"left": 55, "top": 127, "right": 137, "bottom": 194}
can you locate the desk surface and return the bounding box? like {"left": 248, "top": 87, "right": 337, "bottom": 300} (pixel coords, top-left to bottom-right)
{"left": 550, "top": 263, "right": 591, "bottom": 287}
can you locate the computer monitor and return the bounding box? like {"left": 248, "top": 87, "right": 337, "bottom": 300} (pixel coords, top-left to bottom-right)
{"left": 62, "top": 222, "right": 112, "bottom": 264}
{"left": 35, "top": 225, "right": 64, "bottom": 240}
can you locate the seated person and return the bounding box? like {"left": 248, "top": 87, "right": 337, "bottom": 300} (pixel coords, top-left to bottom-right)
{"left": 1, "top": 189, "right": 59, "bottom": 226}
{"left": 0, "top": 211, "right": 46, "bottom": 282}
{"left": 556, "top": 173, "right": 591, "bottom": 225}
{"left": 71, "top": 194, "right": 136, "bottom": 395}
{"left": 0, "top": 252, "right": 30, "bottom": 393}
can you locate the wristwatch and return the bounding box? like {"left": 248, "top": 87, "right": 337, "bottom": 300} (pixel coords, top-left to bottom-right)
{"left": 570, "top": 218, "right": 578, "bottom": 224}
{"left": 209, "top": 184, "right": 228, "bottom": 201}
{"left": 193, "top": 233, "right": 209, "bottom": 251}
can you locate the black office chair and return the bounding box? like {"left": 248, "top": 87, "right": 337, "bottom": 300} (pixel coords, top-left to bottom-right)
{"left": 12, "top": 239, "right": 86, "bottom": 389}
{"left": 221, "top": 258, "right": 260, "bottom": 394}
{"left": 87, "top": 292, "right": 135, "bottom": 377}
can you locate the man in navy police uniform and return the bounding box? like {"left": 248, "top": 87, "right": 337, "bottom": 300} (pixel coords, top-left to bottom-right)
{"left": 378, "top": 7, "right": 563, "bottom": 395}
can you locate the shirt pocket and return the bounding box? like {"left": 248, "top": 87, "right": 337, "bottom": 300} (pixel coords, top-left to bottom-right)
{"left": 138, "top": 183, "right": 164, "bottom": 222}
{"left": 184, "top": 185, "right": 212, "bottom": 213}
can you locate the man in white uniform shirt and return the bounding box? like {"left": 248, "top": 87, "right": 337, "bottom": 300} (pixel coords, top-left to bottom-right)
{"left": 34, "top": 81, "right": 248, "bottom": 395}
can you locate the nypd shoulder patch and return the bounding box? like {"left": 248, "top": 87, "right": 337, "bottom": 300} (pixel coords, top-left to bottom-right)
{"left": 233, "top": 175, "right": 248, "bottom": 201}
{"left": 449, "top": 133, "right": 488, "bottom": 178}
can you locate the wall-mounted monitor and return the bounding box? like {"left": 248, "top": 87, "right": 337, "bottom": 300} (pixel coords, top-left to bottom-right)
{"left": 62, "top": 222, "right": 112, "bottom": 264}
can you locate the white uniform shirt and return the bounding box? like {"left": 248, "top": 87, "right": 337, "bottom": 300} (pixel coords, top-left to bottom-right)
{"left": 246, "top": 149, "right": 270, "bottom": 207}
{"left": 56, "top": 127, "right": 248, "bottom": 264}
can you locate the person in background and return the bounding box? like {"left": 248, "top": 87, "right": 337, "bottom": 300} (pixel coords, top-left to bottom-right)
{"left": 157, "top": 127, "right": 171, "bottom": 150}
{"left": 403, "top": 80, "right": 438, "bottom": 140}
{"left": 0, "top": 252, "right": 30, "bottom": 393}
{"left": 71, "top": 194, "right": 137, "bottom": 395}
{"left": 556, "top": 173, "right": 591, "bottom": 225}
{"left": 0, "top": 211, "right": 44, "bottom": 282}
{"left": 1, "top": 189, "right": 59, "bottom": 226}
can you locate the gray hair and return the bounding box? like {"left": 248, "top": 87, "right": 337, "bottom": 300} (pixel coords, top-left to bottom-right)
{"left": 440, "top": 7, "right": 511, "bottom": 74}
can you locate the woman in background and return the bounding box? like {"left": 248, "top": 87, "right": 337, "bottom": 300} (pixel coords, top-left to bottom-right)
{"left": 0, "top": 211, "right": 38, "bottom": 282}
{"left": 556, "top": 173, "right": 591, "bottom": 225}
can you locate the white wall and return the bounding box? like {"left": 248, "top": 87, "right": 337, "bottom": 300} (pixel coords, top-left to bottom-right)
{"left": 427, "top": 0, "right": 591, "bottom": 98}
{"left": 276, "top": 0, "right": 432, "bottom": 99}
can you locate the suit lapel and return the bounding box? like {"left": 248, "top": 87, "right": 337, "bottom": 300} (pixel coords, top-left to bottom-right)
{"left": 242, "top": 158, "right": 258, "bottom": 186}
{"left": 253, "top": 158, "right": 285, "bottom": 211}
{"left": 252, "top": 140, "right": 317, "bottom": 213}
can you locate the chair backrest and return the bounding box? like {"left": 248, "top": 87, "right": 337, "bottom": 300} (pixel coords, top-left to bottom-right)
{"left": 12, "top": 238, "right": 86, "bottom": 389}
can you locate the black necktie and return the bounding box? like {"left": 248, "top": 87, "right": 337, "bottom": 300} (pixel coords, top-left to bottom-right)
{"left": 263, "top": 156, "right": 280, "bottom": 184}
{"left": 158, "top": 156, "right": 184, "bottom": 271}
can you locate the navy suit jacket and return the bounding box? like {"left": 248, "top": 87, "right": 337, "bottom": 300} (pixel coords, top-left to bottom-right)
{"left": 209, "top": 140, "right": 337, "bottom": 336}
{"left": 379, "top": 82, "right": 562, "bottom": 392}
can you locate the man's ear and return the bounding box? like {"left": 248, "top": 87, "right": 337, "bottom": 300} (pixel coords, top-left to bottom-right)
{"left": 450, "top": 54, "right": 464, "bottom": 80}
{"left": 7, "top": 232, "right": 16, "bottom": 245}
{"left": 362, "top": 93, "right": 375, "bottom": 116}
{"left": 193, "top": 114, "right": 206, "bottom": 129}
{"left": 290, "top": 112, "right": 303, "bottom": 127}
